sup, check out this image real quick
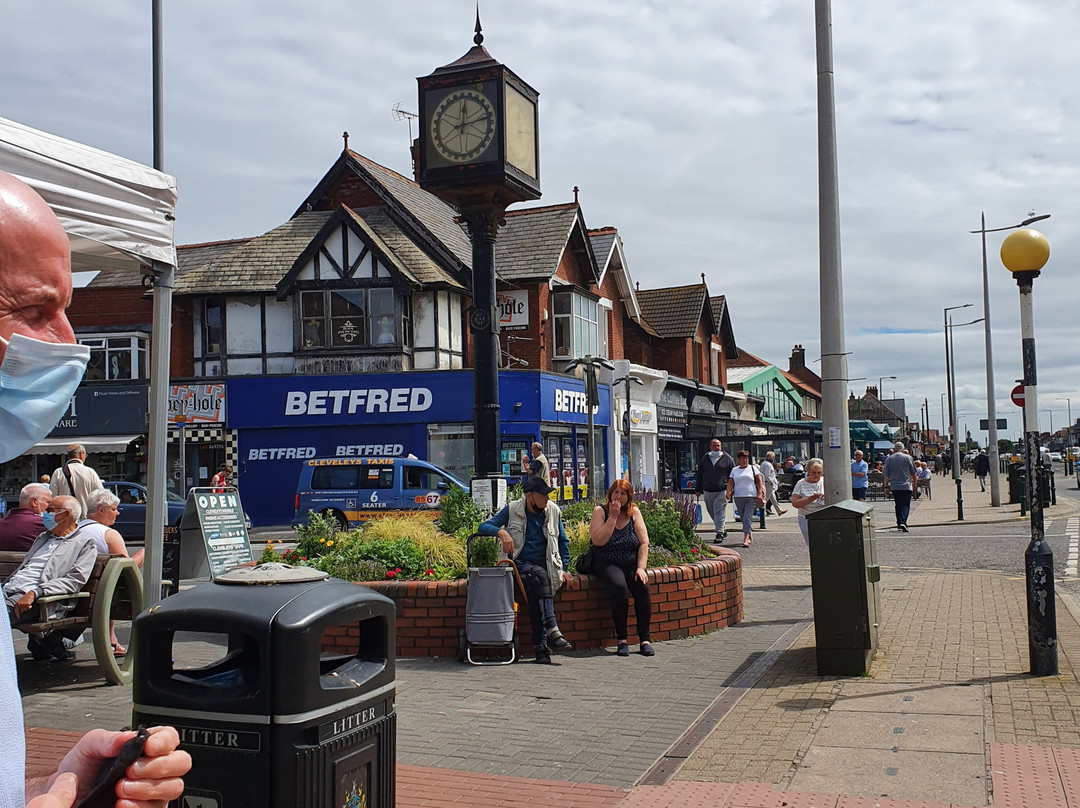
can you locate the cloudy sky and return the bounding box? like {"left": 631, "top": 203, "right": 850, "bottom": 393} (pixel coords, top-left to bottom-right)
{"left": 4, "top": 1, "right": 1078, "bottom": 442}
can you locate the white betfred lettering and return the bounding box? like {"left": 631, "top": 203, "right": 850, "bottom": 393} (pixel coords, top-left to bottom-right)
{"left": 389, "top": 388, "right": 410, "bottom": 412}
{"left": 285, "top": 387, "right": 433, "bottom": 416}
{"left": 308, "top": 391, "right": 328, "bottom": 415}
{"left": 248, "top": 447, "right": 316, "bottom": 461}
{"left": 410, "top": 388, "right": 432, "bottom": 411}
{"left": 367, "top": 389, "right": 388, "bottom": 412}
{"left": 327, "top": 390, "right": 350, "bottom": 414}
{"left": 285, "top": 392, "right": 307, "bottom": 415}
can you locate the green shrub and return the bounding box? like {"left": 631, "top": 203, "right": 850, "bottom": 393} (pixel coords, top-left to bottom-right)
{"left": 360, "top": 515, "right": 466, "bottom": 573}
{"left": 435, "top": 484, "right": 488, "bottom": 535}
{"left": 466, "top": 534, "right": 499, "bottom": 568}
{"left": 561, "top": 499, "right": 595, "bottom": 525}
{"left": 637, "top": 497, "right": 694, "bottom": 554}
{"left": 292, "top": 510, "right": 351, "bottom": 559}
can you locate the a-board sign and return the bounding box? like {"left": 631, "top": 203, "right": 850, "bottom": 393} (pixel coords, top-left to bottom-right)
{"left": 181, "top": 487, "right": 253, "bottom": 579}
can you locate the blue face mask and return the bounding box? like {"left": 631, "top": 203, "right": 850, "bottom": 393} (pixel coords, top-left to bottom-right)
{"left": 709, "top": 450, "right": 721, "bottom": 460}
{"left": 42, "top": 511, "right": 58, "bottom": 531}
{"left": 0, "top": 333, "right": 89, "bottom": 464}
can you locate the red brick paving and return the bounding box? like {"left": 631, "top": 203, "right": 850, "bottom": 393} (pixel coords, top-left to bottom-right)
{"left": 25, "top": 727, "right": 1080, "bottom": 808}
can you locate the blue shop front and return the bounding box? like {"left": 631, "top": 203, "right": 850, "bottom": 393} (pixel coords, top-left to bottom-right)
{"left": 228, "top": 370, "right": 610, "bottom": 526}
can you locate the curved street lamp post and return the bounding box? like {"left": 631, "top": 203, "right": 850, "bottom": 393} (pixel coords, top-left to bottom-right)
{"left": 944, "top": 303, "right": 974, "bottom": 519}
{"left": 971, "top": 214, "right": 1050, "bottom": 508}
{"left": 1001, "top": 226, "right": 1056, "bottom": 676}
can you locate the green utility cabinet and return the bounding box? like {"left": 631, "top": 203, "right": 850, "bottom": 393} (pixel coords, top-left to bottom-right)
{"left": 806, "top": 500, "right": 881, "bottom": 675}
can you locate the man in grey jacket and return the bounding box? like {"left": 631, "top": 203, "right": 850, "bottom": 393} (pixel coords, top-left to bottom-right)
{"left": 3, "top": 494, "right": 97, "bottom": 662}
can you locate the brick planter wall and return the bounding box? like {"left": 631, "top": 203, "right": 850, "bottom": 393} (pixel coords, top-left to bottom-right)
{"left": 328, "top": 550, "right": 742, "bottom": 658}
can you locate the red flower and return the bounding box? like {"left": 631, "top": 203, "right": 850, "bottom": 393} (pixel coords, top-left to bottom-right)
{"left": 425, "top": 568, "right": 434, "bottom": 576}
{"left": 691, "top": 547, "right": 699, "bottom": 554}
{"left": 386, "top": 570, "right": 396, "bottom": 578}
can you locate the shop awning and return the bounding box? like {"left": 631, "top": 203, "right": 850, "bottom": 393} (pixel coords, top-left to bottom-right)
{"left": 26, "top": 435, "right": 141, "bottom": 455}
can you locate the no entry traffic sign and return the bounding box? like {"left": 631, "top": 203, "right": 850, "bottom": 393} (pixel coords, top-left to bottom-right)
{"left": 1011, "top": 384, "right": 1025, "bottom": 407}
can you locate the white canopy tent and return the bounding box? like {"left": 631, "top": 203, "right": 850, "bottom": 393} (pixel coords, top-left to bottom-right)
{"left": 1, "top": 117, "right": 178, "bottom": 607}
{"left": 0, "top": 116, "right": 177, "bottom": 273}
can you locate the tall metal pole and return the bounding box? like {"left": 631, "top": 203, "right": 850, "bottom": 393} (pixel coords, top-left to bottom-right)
{"left": 979, "top": 213, "right": 1002, "bottom": 506}
{"left": 143, "top": 0, "right": 170, "bottom": 606}
{"left": 625, "top": 377, "right": 634, "bottom": 489}
{"left": 462, "top": 211, "right": 502, "bottom": 478}
{"left": 949, "top": 316, "right": 963, "bottom": 520}
{"left": 815, "top": 0, "right": 852, "bottom": 502}
{"left": 1017, "top": 271, "right": 1056, "bottom": 675}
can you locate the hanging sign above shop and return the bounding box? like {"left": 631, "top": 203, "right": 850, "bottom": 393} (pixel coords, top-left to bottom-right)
{"left": 169, "top": 383, "right": 225, "bottom": 424}
{"left": 496, "top": 290, "right": 529, "bottom": 331}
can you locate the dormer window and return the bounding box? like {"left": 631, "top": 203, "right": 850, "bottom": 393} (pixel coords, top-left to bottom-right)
{"left": 298, "top": 287, "right": 407, "bottom": 349}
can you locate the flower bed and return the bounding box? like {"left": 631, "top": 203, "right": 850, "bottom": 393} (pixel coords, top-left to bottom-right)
{"left": 322, "top": 550, "right": 742, "bottom": 658}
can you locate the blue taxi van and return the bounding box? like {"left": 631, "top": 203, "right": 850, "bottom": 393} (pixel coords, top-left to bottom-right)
{"left": 291, "top": 456, "right": 468, "bottom": 530}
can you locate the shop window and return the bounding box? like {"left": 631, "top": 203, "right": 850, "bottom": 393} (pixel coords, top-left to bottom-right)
{"left": 299, "top": 287, "right": 407, "bottom": 350}
{"left": 552, "top": 290, "right": 602, "bottom": 360}
{"left": 79, "top": 333, "right": 149, "bottom": 381}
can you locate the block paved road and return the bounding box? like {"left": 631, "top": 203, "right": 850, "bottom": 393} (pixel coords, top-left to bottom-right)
{"left": 15, "top": 568, "right": 812, "bottom": 789}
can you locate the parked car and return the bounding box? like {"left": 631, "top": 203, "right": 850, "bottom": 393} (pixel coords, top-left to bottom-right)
{"left": 292, "top": 456, "right": 468, "bottom": 531}
{"left": 101, "top": 481, "right": 187, "bottom": 542}
{"left": 1049, "top": 452, "right": 1063, "bottom": 463}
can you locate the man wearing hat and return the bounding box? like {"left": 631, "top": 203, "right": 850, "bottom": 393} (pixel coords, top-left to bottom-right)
{"left": 478, "top": 476, "right": 572, "bottom": 664}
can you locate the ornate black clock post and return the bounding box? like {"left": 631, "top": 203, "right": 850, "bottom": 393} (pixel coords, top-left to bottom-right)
{"left": 417, "top": 17, "right": 541, "bottom": 481}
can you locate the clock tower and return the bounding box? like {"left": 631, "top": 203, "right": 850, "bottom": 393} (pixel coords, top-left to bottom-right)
{"left": 416, "top": 15, "right": 541, "bottom": 488}
{"left": 417, "top": 15, "right": 540, "bottom": 210}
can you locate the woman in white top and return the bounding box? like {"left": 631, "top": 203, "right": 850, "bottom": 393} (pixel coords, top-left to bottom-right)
{"left": 790, "top": 458, "right": 826, "bottom": 546}
{"left": 78, "top": 489, "right": 144, "bottom": 656}
{"left": 726, "top": 451, "right": 765, "bottom": 548}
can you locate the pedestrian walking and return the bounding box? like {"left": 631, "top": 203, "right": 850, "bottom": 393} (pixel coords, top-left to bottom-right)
{"left": 883, "top": 441, "right": 917, "bottom": 532}
{"left": 760, "top": 451, "right": 787, "bottom": 516}
{"left": 726, "top": 451, "right": 766, "bottom": 548}
{"left": 48, "top": 442, "right": 103, "bottom": 516}
{"left": 695, "top": 439, "right": 735, "bottom": 543}
{"left": 974, "top": 450, "right": 990, "bottom": 492}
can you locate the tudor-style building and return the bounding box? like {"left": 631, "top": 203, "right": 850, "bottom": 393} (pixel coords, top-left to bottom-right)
{"left": 24, "top": 142, "right": 777, "bottom": 523}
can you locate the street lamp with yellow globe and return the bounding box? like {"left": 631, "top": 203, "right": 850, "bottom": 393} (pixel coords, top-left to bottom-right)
{"left": 1000, "top": 226, "right": 1056, "bottom": 676}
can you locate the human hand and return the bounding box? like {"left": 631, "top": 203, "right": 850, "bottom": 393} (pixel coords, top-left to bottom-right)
{"left": 634, "top": 568, "right": 647, "bottom": 584}
{"left": 499, "top": 533, "right": 515, "bottom": 555}
{"left": 14, "top": 589, "right": 35, "bottom": 618}
{"left": 561, "top": 571, "right": 572, "bottom": 584}
{"left": 607, "top": 500, "right": 621, "bottom": 521}
{"left": 53, "top": 726, "right": 190, "bottom": 807}
{"left": 26, "top": 773, "right": 78, "bottom": 808}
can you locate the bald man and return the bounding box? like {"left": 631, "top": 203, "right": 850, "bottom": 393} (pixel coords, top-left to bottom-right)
{"left": 0, "top": 170, "right": 189, "bottom": 807}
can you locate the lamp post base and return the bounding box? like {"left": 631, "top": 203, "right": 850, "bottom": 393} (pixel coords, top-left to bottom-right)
{"left": 1025, "top": 537, "right": 1058, "bottom": 676}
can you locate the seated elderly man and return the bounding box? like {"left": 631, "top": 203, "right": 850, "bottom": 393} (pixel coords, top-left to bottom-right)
{"left": 0, "top": 482, "right": 50, "bottom": 552}
{"left": 3, "top": 495, "right": 97, "bottom": 662}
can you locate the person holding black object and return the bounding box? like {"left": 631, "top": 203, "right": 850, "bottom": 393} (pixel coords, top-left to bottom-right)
{"left": 588, "top": 479, "right": 653, "bottom": 657}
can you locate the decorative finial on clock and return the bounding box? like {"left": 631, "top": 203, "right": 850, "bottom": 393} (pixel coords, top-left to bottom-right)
{"left": 343, "top": 131, "right": 349, "bottom": 151}
{"left": 474, "top": 4, "right": 484, "bottom": 46}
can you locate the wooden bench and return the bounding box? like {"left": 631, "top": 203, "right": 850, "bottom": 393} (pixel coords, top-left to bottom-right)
{"left": 1, "top": 550, "right": 143, "bottom": 685}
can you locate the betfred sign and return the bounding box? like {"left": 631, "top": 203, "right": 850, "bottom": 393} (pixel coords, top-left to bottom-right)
{"left": 1011, "top": 384, "right": 1025, "bottom": 407}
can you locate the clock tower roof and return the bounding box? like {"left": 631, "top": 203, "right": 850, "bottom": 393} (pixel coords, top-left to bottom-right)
{"left": 433, "top": 8, "right": 499, "bottom": 74}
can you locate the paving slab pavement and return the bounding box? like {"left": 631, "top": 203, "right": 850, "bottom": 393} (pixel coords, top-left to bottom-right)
{"left": 16, "top": 471, "right": 1080, "bottom": 806}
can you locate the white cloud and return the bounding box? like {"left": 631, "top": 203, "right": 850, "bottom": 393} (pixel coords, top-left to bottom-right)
{"left": 3, "top": 0, "right": 1079, "bottom": 441}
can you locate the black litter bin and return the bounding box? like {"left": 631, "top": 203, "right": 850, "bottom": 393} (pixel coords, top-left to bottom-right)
{"left": 132, "top": 564, "right": 395, "bottom": 808}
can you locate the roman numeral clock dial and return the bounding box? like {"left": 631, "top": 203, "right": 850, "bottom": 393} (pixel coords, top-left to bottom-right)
{"left": 431, "top": 89, "right": 496, "bottom": 163}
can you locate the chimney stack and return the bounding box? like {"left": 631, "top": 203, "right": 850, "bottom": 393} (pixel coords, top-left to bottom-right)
{"left": 789, "top": 344, "right": 806, "bottom": 371}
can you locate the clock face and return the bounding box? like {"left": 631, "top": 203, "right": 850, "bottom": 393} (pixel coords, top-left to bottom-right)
{"left": 431, "top": 89, "right": 497, "bottom": 163}
{"left": 469, "top": 307, "right": 492, "bottom": 332}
